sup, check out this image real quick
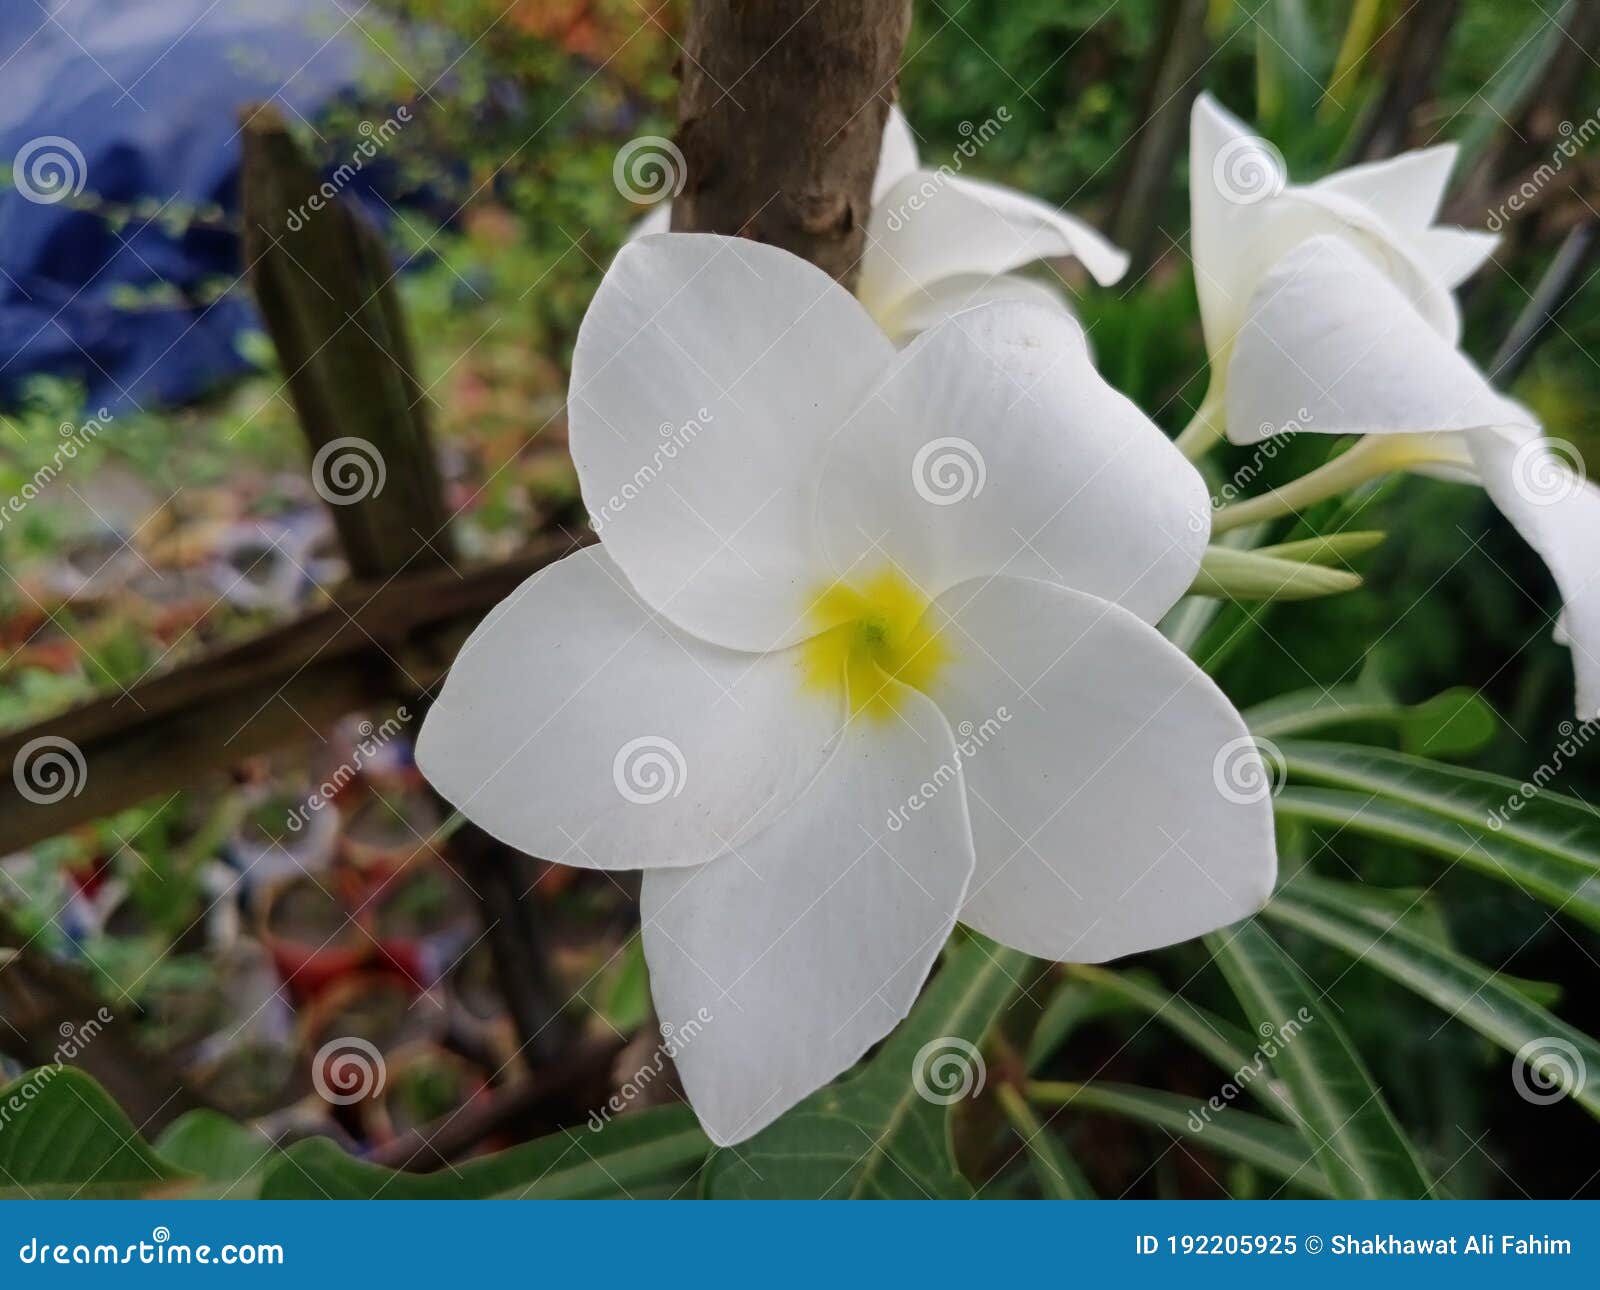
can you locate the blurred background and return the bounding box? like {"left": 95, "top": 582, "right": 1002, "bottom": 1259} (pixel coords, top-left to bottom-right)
{"left": 1, "top": 0, "right": 1597, "bottom": 1196}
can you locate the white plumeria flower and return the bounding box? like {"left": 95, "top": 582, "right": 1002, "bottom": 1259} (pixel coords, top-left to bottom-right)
{"left": 1191, "top": 95, "right": 1600, "bottom": 720}
{"left": 635, "top": 106, "right": 1128, "bottom": 344}
{"left": 417, "top": 233, "right": 1277, "bottom": 1145}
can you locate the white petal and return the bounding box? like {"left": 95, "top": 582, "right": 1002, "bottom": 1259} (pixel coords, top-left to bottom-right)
{"left": 416, "top": 547, "right": 841, "bottom": 870}
{"left": 1189, "top": 96, "right": 1461, "bottom": 357}
{"left": 923, "top": 576, "right": 1277, "bottom": 962}
{"left": 1226, "top": 236, "right": 1524, "bottom": 445}
{"left": 817, "top": 302, "right": 1210, "bottom": 623}
{"left": 1311, "top": 145, "right": 1457, "bottom": 230}
{"left": 569, "top": 233, "right": 895, "bottom": 651}
{"left": 1189, "top": 93, "right": 1283, "bottom": 357}
{"left": 873, "top": 104, "right": 920, "bottom": 202}
{"left": 629, "top": 204, "right": 673, "bottom": 239}
{"left": 1468, "top": 426, "right": 1600, "bottom": 721}
{"left": 1414, "top": 226, "right": 1499, "bottom": 291}
{"left": 873, "top": 270, "right": 1073, "bottom": 346}
{"left": 642, "top": 681, "right": 974, "bottom": 1145}
{"left": 860, "top": 170, "right": 1127, "bottom": 334}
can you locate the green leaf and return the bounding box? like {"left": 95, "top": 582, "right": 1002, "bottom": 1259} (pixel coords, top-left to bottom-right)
{"left": 1246, "top": 688, "right": 1498, "bottom": 755}
{"left": 704, "top": 933, "right": 1029, "bottom": 1199}
{"left": 1277, "top": 741, "right": 1600, "bottom": 932}
{"left": 994, "top": 1084, "right": 1095, "bottom": 1198}
{"left": 151, "top": 1110, "right": 277, "bottom": 1192}
{"left": 1254, "top": 0, "right": 1325, "bottom": 129}
{"left": 1266, "top": 879, "right": 1600, "bottom": 1120}
{"left": 1026, "top": 975, "right": 1138, "bottom": 1072}
{"left": 1207, "top": 922, "right": 1434, "bottom": 1198}
{"left": 597, "top": 935, "right": 652, "bottom": 1033}
{"left": 1454, "top": 1, "right": 1576, "bottom": 172}
{"left": 1025, "top": 1081, "right": 1332, "bottom": 1197}
{"left": 258, "top": 1103, "right": 709, "bottom": 1199}
{"left": 0, "top": 1067, "right": 187, "bottom": 1197}
{"left": 1066, "top": 965, "right": 1296, "bottom": 1120}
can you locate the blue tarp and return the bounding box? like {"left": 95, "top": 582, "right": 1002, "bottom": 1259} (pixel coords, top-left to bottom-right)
{"left": 0, "top": 0, "right": 380, "bottom": 411}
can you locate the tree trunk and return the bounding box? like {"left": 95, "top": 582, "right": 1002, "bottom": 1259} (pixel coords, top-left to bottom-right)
{"left": 673, "top": 0, "right": 912, "bottom": 288}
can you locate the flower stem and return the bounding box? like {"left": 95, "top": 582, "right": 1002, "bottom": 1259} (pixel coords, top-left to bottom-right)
{"left": 1210, "top": 435, "right": 1450, "bottom": 534}
{"left": 1174, "top": 386, "right": 1227, "bottom": 460}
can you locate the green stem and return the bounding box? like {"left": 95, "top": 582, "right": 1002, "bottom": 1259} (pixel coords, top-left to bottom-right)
{"left": 1174, "top": 385, "right": 1227, "bottom": 460}
{"left": 1210, "top": 435, "right": 1457, "bottom": 534}
{"left": 995, "top": 1083, "right": 1094, "bottom": 1199}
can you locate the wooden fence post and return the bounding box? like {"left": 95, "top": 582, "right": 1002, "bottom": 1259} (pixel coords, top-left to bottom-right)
{"left": 240, "top": 105, "right": 455, "bottom": 580}
{"left": 239, "top": 106, "right": 570, "bottom": 1069}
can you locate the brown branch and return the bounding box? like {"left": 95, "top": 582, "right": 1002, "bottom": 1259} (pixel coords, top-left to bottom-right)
{"left": 0, "top": 914, "right": 217, "bottom": 1133}
{"left": 672, "top": 0, "right": 912, "bottom": 287}
{"left": 1346, "top": 0, "right": 1462, "bottom": 163}
{"left": 364, "top": 1037, "right": 623, "bottom": 1172}
{"left": 1109, "top": 0, "right": 1211, "bottom": 270}
{"left": 0, "top": 538, "right": 581, "bottom": 855}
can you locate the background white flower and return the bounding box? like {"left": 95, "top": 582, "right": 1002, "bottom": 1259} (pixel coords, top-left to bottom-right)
{"left": 634, "top": 107, "right": 1129, "bottom": 344}
{"left": 1192, "top": 96, "right": 1600, "bottom": 721}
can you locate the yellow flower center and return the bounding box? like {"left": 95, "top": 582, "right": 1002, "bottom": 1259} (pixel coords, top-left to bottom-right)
{"left": 802, "top": 568, "right": 952, "bottom": 719}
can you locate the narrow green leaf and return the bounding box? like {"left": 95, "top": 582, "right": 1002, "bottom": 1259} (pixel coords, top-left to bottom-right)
{"left": 1066, "top": 964, "right": 1296, "bottom": 1120}
{"left": 994, "top": 1084, "right": 1095, "bottom": 1198}
{"left": 1276, "top": 787, "right": 1600, "bottom": 934}
{"left": 704, "top": 934, "right": 1030, "bottom": 1199}
{"left": 1026, "top": 1080, "right": 1332, "bottom": 1197}
{"left": 1247, "top": 687, "right": 1497, "bottom": 755}
{"left": 1026, "top": 975, "right": 1137, "bottom": 1072}
{"left": 1266, "top": 879, "right": 1600, "bottom": 1120}
{"left": 1255, "top": 0, "right": 1325, "bottom": 127}
{"left": 257, "top": 1104, "right": 709, "bottom": 1199}
{"left": 0, "top": 1067, "right": 187, "bottom": 1196}
{"left": 1454, "top": 2, "right": 1576, "bottom": 172}
{"left": 1278, "top": 741, "right": 1600, "bottom": 931}
{"left": 1208, "top": 922, "right": 1434, "bottom": 1198}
